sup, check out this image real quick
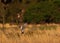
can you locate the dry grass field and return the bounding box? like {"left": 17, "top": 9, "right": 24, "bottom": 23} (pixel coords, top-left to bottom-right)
{"left": 0, "top": 23, "right": 60, "bottom": 43}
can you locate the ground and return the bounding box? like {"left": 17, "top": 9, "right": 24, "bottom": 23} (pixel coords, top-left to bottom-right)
{"left": 0, "top": 23, "right": 60, "bottom": 43}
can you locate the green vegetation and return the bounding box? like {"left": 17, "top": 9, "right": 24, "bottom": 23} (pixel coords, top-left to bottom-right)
{"left": 39, "top": 25, "right": 57, "bottom": 30}
{"left": 0, "top": 0, "right": 60, "bottom": 24}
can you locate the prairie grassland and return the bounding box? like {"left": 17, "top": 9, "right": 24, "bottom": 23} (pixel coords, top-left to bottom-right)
{"left": 0, "top": 23, "right": 60, "bottom": 43}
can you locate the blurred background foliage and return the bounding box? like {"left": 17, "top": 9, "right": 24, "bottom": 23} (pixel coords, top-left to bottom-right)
{"left": 0, "top": 0, "right": 60, "bottom": 24}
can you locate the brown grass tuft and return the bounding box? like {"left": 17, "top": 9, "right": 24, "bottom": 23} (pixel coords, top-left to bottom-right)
{"left": 0, "top": 24, "right": 60, "bottom": 43}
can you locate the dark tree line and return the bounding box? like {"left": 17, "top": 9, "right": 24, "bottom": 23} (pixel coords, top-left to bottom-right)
{"left": 0, "top": 0, "right": 60, "bottom": 24}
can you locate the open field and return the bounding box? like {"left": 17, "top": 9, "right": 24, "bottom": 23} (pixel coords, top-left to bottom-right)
{"left": 0, "top": 23, "right": 60, "bottom": 43}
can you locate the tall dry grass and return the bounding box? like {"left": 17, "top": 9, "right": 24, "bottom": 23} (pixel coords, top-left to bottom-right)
{"left": 0, "top": 23, "right": 60, "bottom": 43}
